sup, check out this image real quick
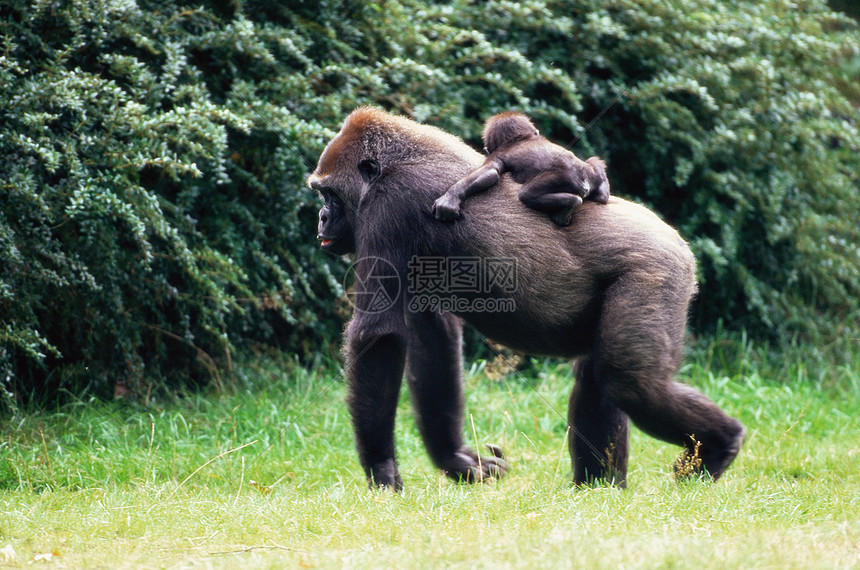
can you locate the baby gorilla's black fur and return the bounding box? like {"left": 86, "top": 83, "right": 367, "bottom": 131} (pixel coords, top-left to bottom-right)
{"left": 433, "top": 112, "right": 610, "bottom": 226}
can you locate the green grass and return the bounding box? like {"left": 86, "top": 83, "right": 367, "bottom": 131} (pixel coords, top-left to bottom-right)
{"left": 2, "top": 337, "right": 859, "bottom": 568}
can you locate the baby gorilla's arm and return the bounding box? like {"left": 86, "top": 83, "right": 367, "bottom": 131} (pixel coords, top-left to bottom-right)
{"left": 432, "top": 157, "right": 504, "bottom": 221}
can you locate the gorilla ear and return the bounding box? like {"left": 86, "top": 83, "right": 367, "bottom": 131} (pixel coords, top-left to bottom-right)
{"left": 358, "top": 159, "right": 380, "bottom": 183}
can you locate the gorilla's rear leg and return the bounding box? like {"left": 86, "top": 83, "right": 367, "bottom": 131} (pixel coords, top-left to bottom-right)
{"left": 569, "top": 358, "right": 630, "bottom": 487}
{"left": 595, "top": 275, "right": 745, "bottom": 481}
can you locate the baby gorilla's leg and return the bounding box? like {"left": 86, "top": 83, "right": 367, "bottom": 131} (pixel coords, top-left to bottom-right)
{"left": 518, "top": 170, "right": 585, "bottom": 226}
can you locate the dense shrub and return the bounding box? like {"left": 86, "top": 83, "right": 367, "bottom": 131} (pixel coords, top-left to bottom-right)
{"left": 1, "top": 0, "right": 858, "bottom": 404}
{"left": 0, "top": 0, "right": 339, "bottom": 402}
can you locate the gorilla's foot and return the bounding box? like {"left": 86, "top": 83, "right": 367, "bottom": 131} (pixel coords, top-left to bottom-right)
{"left": 703, "top": 422, "right": 746, "bottom": 481}
{"left": 443, "top": 444, "right": 508, "bottom": 483}
{"left": 367, "top": 459, "right": 404, "bottom": 491}
{"left": 674, "top": 422, "right": 746, "bottom": 482}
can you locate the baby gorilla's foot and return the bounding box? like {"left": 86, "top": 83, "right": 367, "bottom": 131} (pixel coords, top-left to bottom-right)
{"left": 550, "top": 195, "right": 583, "bottom": 226}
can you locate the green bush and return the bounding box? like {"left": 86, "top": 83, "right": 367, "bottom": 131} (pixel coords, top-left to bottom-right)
{"left": 2, "top": 0, "right": 858, "bottom": 405}
{"left": 0, "top": 0, "right": 339, "bottom": 402}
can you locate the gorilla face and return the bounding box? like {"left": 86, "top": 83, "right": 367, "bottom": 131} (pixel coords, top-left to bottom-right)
{"left": 316, "top": 188, "right": 355, "bottom": 255}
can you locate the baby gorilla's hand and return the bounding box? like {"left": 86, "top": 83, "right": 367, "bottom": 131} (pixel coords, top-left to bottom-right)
{"left": 432, "top": 193, "right": 462, "bottom": 221}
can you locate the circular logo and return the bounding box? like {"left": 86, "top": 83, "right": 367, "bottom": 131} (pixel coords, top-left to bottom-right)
{"left": 342, "top": 256, "right": 401, "bottom": 314}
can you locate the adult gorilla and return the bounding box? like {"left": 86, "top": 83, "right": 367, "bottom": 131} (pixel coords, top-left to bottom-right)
{"left": 308, "top": 107, "right": 744, "bottom": 490}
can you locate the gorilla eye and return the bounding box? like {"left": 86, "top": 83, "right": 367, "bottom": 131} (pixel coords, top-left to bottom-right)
{"left": 358, "top": 159, "right": 380, "bottom": 183}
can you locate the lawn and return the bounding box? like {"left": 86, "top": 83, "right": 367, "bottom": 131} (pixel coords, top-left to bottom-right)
{"left": 2, "top": 338, "right": 859, "bottom": 568}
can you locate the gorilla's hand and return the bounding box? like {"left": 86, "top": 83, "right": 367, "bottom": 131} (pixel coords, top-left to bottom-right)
{"left": 432, "top": 192, "right": 462, "bottom": 221}
{"left": 442, "top": 444, "right": 508, "bottom": 483}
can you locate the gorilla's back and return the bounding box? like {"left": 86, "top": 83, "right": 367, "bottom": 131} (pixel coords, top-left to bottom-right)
{"left": 429, "top": 178, "right": 697, "bottom": 357}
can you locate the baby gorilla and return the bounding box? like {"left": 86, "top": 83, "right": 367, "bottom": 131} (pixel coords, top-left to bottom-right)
{"left": 432, "top": 112, "right": 610, "bottom": 226}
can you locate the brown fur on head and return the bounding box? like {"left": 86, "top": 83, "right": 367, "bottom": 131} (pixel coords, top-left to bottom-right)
{"left": 308, "top": 107, "right": 479, "bottom": 202}
{"left": 481, "top": 112, "right": 540, "bottom": 154}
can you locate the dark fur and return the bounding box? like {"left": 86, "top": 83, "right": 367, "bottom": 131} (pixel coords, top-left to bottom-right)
{"left": 432, "top": 111, "right": 611, "bottom": 226}
{"left": 308, "top": 107, "right": 744, "bottom": 489}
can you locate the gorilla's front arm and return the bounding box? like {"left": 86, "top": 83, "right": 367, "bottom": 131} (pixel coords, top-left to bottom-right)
{"left": 342, "top": 250, "right": 410, "bottom": 489}
{"left": 345, "top": 288, "right": 506, "bottom": 488}
{"left": 344, "top": 319, "right": 407, "bottom": 489}
{"left": 432, "top": 157, "right": 503, "bottom": 221}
